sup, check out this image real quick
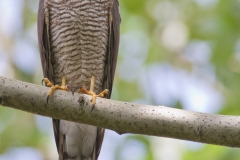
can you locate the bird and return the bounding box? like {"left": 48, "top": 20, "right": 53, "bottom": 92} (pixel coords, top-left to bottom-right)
{"left": 37, "top": 0, "right": 120, "bottom": 159}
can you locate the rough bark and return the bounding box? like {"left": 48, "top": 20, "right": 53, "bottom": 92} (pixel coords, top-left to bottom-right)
{"left": 1, "top": 76, "right": 240, "bottom": 147}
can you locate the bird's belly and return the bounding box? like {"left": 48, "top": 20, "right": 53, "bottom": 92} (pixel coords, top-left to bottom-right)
{"left": 47, "top": 0, "right": 110, "bottom": 93}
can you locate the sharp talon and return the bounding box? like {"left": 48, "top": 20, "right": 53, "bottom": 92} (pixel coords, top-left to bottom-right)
{"left": 90, "top": 104, "right": 95, "bottom": 113}
{"left": 41, "top": 79, "right": 44, "bottom": 85}
{"left": 66, "top": 85, "right": 71, "bottom": 92}
{"left": 72, "top": 86, "right": 82, "bottom": 95}
{"left": 72, "top": 87, "right": 78, "bottom": 95}
{"left": 47, "top": 95, "right": 49, "bottom": 104}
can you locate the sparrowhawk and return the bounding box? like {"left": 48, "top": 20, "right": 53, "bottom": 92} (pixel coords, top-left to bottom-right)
{"left": 37, "top": 0, "right": 120, "bottom": 159}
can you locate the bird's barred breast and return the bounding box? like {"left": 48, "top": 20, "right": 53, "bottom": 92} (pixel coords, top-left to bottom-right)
{"left": 46, "top": 0, "right": 111, "bottom": 93}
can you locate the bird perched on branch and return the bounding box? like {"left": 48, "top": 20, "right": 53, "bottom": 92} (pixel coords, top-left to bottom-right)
{"left": 37, "top": 0, "right": 120, "bottom": 159}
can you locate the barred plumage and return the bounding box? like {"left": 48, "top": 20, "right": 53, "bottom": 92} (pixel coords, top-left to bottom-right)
{"left": 47, "top": 0, "right": 110, "bottom": 91}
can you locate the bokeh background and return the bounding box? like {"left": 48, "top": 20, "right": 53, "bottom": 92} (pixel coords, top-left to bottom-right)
{"left": 1, "top": 0, "right": 240, "bottom": 159}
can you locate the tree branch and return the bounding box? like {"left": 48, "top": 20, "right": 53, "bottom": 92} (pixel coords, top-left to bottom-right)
{"left": 0, "top": 76, "right": 240, "bottom": 147}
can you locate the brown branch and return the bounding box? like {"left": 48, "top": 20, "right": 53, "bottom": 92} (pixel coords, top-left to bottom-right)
{"left": 0, "top": 76, "right": 240, "bottom": 147}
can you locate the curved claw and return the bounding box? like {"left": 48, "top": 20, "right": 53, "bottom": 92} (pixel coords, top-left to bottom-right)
{"left": 90, "top": 104, "right": 95, "bottom": 113}
{"left": 41, "top": 79, "right": 45, "bottom": 86}
{"left": 46, "top": 95, "right": 50, "bottom": 104}
{"left": 66, "top": 85, "right": 71, "bottom": 91}
{"left": 72, "top": 86, "right": 83, "bottom": 95}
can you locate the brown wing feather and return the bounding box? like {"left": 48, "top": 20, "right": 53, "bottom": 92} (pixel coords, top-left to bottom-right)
{"left": 103, "top": 0, "right": 121, "bottom": 98}
{"left": 38, "top": 0, "right": 53, "bottom": 81}
{"left": 96, "top": 0, "right": 121, "bottom": 159}
{"left": 37, "top": 0, "right": 61, "bottom": 152}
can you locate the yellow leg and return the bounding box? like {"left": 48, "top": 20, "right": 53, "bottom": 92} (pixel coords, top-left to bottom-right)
{"left": 75, "top": 76, "right": 108, "bottom": 111}
{"left": 90, "top": 75, "right": 95, "bottom": 92}
{"left": 42, "top": 76, "right": 70, "bottom": 103}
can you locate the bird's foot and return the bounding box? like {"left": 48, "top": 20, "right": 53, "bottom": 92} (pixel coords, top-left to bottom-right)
{"left": 73, "top": 76, "right": 108, "bottom": 112}
{"left": 41, "top": 76, "right": 70, "bottom": 104}
{"left": 76, "top": 86, "right": 109, "bottom": 103}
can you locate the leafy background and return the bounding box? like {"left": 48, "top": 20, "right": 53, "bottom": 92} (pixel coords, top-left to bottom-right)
{"left": 1, "top": 0, "right": 240, "bottom": 159}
